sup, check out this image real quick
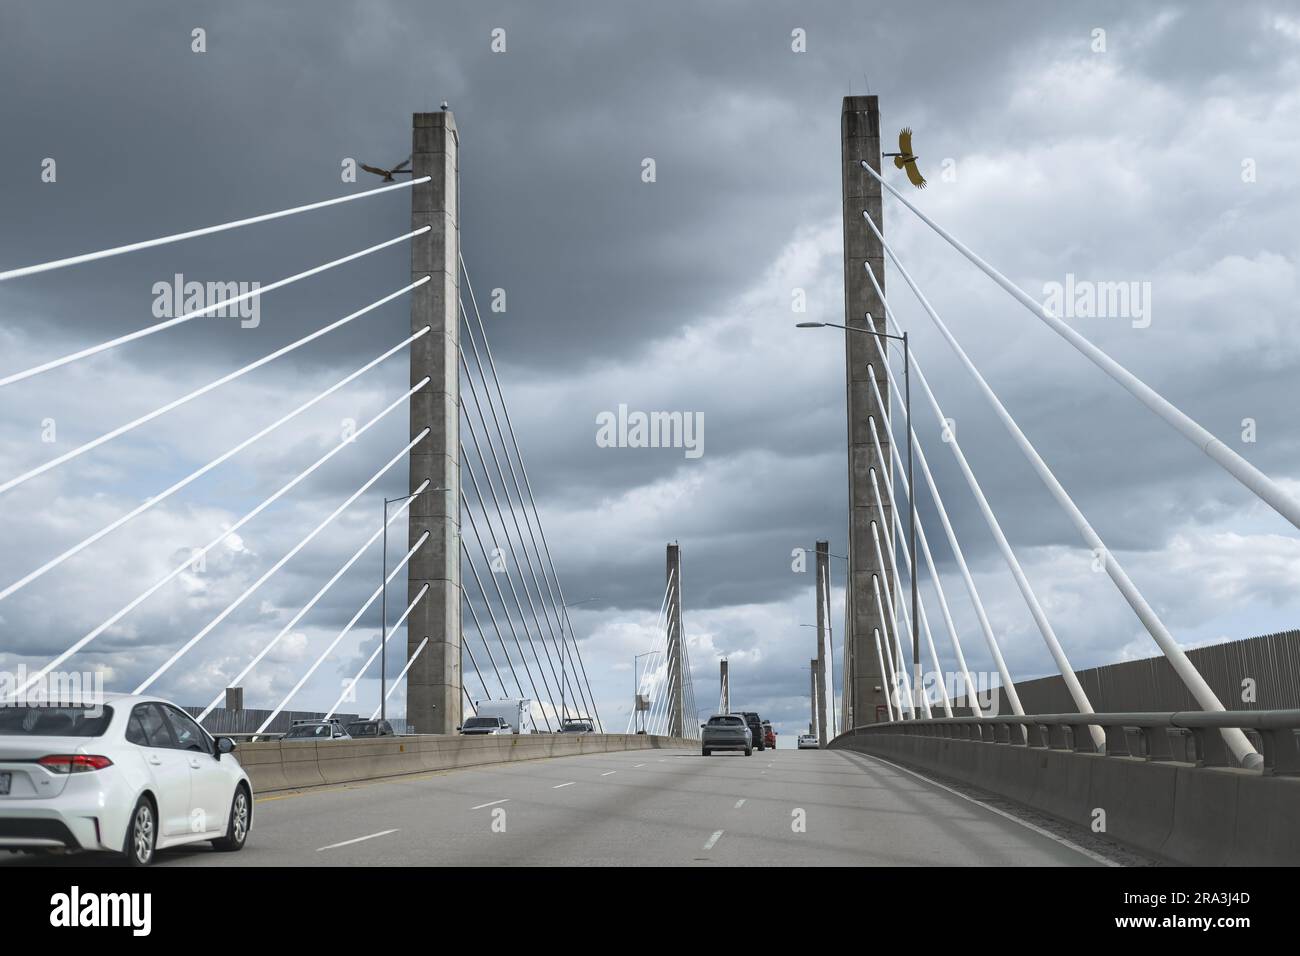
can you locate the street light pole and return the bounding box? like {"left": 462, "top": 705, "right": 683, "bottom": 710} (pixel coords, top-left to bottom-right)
{"left": 797, "top": 319, "right": 921, "bottom": 713}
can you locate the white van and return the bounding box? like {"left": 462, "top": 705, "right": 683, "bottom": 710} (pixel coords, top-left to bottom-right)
{"left": 471, "top": 699, "right": 531, "bottom": 734}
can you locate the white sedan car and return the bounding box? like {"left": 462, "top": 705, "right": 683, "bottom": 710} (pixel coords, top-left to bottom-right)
{"left": 797, "top": 733, "right": 820, "bottom": 750}
{"left": 0, "top": 693, "right": 252, "bottom": 865}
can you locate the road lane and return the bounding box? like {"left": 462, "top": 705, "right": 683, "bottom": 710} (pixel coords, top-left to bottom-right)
{"left": 4, "top": 748, "right": 1119, "bottom": 867}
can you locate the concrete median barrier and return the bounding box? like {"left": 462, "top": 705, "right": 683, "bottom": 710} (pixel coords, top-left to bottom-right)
{"left": 235, "top": 733, "right": 692, "bottom": 794}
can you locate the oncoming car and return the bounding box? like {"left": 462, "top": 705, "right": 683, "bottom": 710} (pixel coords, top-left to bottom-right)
{"left": 282, "top": 718, "right": 351, "bottom": 741}
{"left": 459, "top": 716, "right": 513, "bottom": 735}
{"left": 0, "top": 694, "right": 252, "bottom": 866}
{"left": 344, "top": 719, "right": 395, "bottom": 738}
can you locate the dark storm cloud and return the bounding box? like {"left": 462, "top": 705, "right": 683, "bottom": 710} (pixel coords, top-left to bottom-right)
{"left": 2, "top": 0, "right": 1300, "bottom": 725}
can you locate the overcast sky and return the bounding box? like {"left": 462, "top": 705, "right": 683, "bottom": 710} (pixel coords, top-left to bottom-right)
{"left": 2, "top": 1, "right": 1300, "bottom": 738}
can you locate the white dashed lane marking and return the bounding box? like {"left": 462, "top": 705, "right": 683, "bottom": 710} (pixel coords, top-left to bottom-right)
{"left": 316, "top": 829, "right": 398, "bottom": 852}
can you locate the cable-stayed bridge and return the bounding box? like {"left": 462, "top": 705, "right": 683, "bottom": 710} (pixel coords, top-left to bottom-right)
{"left": 1, "top": 102, "right": 1296, "bottom": 869}
{"left": 0, "top": 110, "right": 694, "bottom": 743}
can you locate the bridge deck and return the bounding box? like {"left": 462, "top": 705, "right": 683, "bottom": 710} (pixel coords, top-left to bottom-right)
{"left": 9, "top": 749, "right": 1120, "bottom": 867}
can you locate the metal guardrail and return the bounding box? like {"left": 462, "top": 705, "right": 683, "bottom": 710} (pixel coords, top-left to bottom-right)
{"left": 838, "top": 710, "right": 1300, "bottom": 775}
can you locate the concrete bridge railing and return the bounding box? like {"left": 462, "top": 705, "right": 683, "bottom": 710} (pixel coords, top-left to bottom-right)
{"left": 830, "top": 710, "right": 1300, "bottom": 866}
{"left": 233, "top": 732, "right": 692, "bottom": 794}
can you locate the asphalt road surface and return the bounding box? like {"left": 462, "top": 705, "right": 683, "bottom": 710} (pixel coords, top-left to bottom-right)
{"left": 9, "top": 747, "right": 1118, "bottom": 867}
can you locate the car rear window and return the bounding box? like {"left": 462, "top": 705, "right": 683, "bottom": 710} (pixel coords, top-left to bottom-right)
{"left": 707, "top": 716, "right": 743, "bottom": 726}
{"left": 0, "top": 705, "right": 114, "bottom": 737}
{"left": 464, "top": 717, "right": 498, "bottom": 728}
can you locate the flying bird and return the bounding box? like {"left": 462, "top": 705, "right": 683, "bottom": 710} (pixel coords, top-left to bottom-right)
{"left": 883, "top": 128, "right": 927, "bottom": 189}
{"left": 360, "top": 155, "right": 414, "bottom": 183}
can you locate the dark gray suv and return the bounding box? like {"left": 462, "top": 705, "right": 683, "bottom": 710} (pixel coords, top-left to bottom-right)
{"left": 737, "top": 711, "right": 766, "bottom": 752}
{"left": 701, "top": 714, "right": 752, "bottom": 756}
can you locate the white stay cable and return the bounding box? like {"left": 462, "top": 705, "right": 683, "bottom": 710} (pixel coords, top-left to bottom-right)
{"left": 647, "top": 575, "right": 677, "bottom": 734}
{"left": 0, "top": 327, "right": 430, "bottom": 602}
{"left": 651, "top": 612, "right": 678, "bottom": 736}
{"left": 863, "top": 390, "right": 977, "bottom": 712}
{"left": 14, "top": 380, "right": 427, "bottom": 697}
{"left": 0, "top": 177, "right": 430, "bottom": 282}
{"left": 861, "top": 303, "right": 1023, "bottom": 718}
{"left": 258, "top": 533, "right": 428, "bottom": 731}
{"left": 873, "top": 514, "right": 933, "bottom": 718}
{"left": 648, "top": 623, "right": 672, "bottom": 736}
{"left": 627, "top": 577, "right": 674, "bottom": 732}
{"left": 195, "top": 480, "right": 431, "bottom": 720}
{"left": 133, "top": 431, "right": 429, "bottom": 693}
{"left": 865, "top": 369, "right": 982, "bottom": 712}
{"left": 372, "top": 638, "right": 429, "bottom": 721}
{"left": 0, "top": 228, "right": 429, "bottom": 389}
{"left": 864, "top": 214, "right": 1253, "bottom": 763}
{"left": 324, "top": 584, "right": 430, "bottom": 721}
{"left": 0, "top": 279, "right": 428, "bottom": 496}
{"left": 873, "top": 628, "right": 896, "bottom": 722}
{"left": 856, "top": 259, "right": 1096, "bottom": 743}
{"left": 867, "top": 443, "right": 953, "bottom": 717}
{"left": 859, "top": 160, "right": 1300, "bottom": 534}
{"left": 871, "top": 573, "right": 913, "bottom": 717}
{"left": 820, "top": 568, "right": 840, "bottom": 734}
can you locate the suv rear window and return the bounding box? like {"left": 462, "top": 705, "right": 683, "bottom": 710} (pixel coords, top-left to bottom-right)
{"left": 707, "top": 715, "right": 744, "bottom": 726}
{"left": 284, "top": 723, "right": 332, "bottom": 738}
{"left": 0, "top": 705, "right": 114, "bottom": 737}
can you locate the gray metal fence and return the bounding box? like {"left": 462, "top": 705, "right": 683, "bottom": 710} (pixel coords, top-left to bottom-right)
{"left": 187, "top": 706, "right": 360, "bottom": 736}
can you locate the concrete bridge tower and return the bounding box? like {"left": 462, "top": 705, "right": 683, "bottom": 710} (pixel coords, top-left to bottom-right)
{"left": 842, "top": 95, "right": 892, "bottom": 730}
{"left": 405, "top": 109, "right": 461, "bottom": 734}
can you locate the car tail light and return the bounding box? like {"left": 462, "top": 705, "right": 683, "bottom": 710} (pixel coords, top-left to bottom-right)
{"left": 38, "top": 754, "right": 113, "bottom": 773}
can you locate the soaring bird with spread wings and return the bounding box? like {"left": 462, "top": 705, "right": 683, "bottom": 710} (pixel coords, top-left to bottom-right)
{"left": 360, "top": 155, "right": 414, "bottom": 183}
{"left": 883, "top": 128, "right": 927, "bottom": 189}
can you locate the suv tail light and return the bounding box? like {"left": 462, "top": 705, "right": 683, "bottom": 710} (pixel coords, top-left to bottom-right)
{"left": 38, "top": 754, "right": 114, "bottom": 774}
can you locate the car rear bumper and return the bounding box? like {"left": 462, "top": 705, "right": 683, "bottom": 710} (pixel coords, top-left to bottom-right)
{"left": 0, "top": 775, "right": 131, "bottom": 852}
{"left": 0, "top": 806, "right": 107, "bottom": 851}
{"left": 702, "top": 738, "right": 749, "bottom": 750}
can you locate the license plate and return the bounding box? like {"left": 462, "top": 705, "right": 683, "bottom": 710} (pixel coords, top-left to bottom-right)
{"left": 0, "top": 772, "right": 10, "bottom": 795}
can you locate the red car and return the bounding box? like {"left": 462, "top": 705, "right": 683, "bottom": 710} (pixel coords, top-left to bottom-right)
{"left": 762, "top": 723, "right": 776, "bottom": 749}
